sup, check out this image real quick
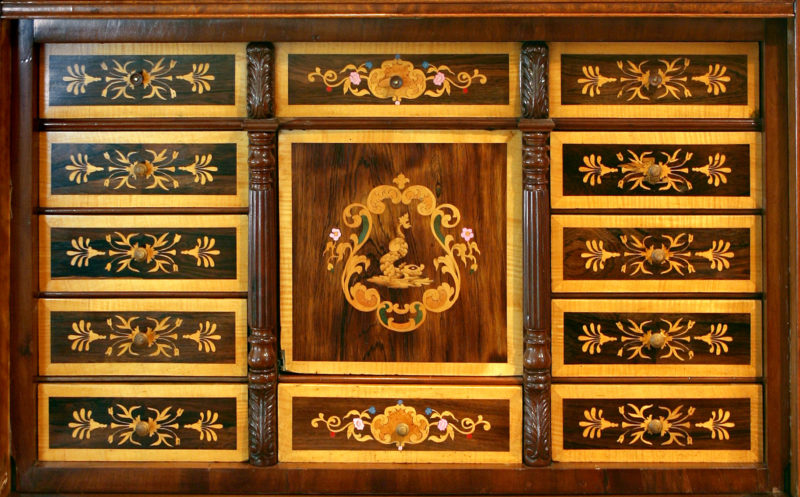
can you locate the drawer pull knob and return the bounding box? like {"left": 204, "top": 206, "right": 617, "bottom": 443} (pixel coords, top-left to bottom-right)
{"left": 390, "top": 75, "right": 404, "bottom": 89}
{"left": 132, "top": 161, "right": 148, "bottom": 178}
{"left": 648, "top": 332, "right": 666, "bottom": 350}
{"left": 649, "top": 74, "right": 662, "bottom": 87}
{"left": 650, "top": 248, "right": 666, "bottom": 264}
{"left": 134, "top": 420, "right": 150, "bottom": 437}
{"left": 644, "top": 162, "right": 663, "bottom": 184}
{"left": 132, "top": 247, "right": 148, "bottom": 263}
{"left": 130, "top": 71, "right": 144, "bottom": 87}
{"left": 132, "top": 332, "right": 148, "bottom": 347}
{"left": 395, "top": 423, "right": 410, "bottom": 436}
{"left": 646, "top": 419, "right": 663, "bottom": 436}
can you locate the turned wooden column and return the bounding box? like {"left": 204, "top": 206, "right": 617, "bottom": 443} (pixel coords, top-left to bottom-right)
{"left": 520, "top": 42, "right": 553, "bottom": 466}
{"left": 247, "top": 42, "right": 278, "bottom": 466}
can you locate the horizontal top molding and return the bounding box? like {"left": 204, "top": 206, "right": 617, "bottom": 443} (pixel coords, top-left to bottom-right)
{"left": 2, "top": 1, "right": 794, "bottom": 18}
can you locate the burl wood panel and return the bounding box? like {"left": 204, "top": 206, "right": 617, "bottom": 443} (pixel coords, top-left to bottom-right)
{"left": 38, "top": 383, "right": 247, "bottom": 462}
{"left": 550, "top": 132, "right": 761, "bottom": 209}
{"left": 549, "top": 43, "right": 758, "bottom": 118}
{"left": 41, "top": 43, "right": 247, "bottom": 118}
{"left": 40, "top": 215, "right": 248, "bottom": 292}
{"left": 552, "top": 384, "right": 761, "bottom": 463}
{"left": 41, "top": 131, "right": 248, "bottom": 208}
{"left": 552, "top": 299, "right": 761, "bottom": 378}
{"left": 39, "top": 298, "right": 246, "bottom": 376}
{"left": 552, "top": 215, "right": 761, "bottom": 293}
{"left": 278, "top": 383, "right": 521, "bottom": 463}
{"left": 279, "top": 130, "right": 521, "bottom": 376}
{"left": 275, "top": 43, "right": 520, "bottom": 117}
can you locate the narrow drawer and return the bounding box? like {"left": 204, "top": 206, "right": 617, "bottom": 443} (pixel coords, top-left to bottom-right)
{"left": 552, "top": 299, "right": 761, "bottom": 378}
{"left": 39, "top": 298, "right": 247, "bottom": 376}
{"left": 549, "top": 42, "right": 758, "bottom": 118}
{"left": 278, "top": 383, "right": 521, "bottom": 463}
{"left": 40, "top": 215, "right": 247, "bottom": 293}
{"left": 39, "top": 383, "right": 247, "bottom": 462}
{"left": 40, "top": 131, "right": 248, "bottom": 208}
{"left": 42, "top": 43, "right": 247, "bottom": 118}
{"left": 275, "top": 42, "right": 519, "bottom": 117}
{"left": 552, "top": 384, "right": 761, "bottom": 463}
{"left": 551, "top": 132, "right": 761, "bottom": 209}
{"left": 552, "top": 214, "right": 761, "bottom": 293}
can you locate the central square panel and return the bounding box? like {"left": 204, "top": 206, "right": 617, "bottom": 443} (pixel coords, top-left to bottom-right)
{"left": 279, "top": 130, "right": 521, "bottom": 375}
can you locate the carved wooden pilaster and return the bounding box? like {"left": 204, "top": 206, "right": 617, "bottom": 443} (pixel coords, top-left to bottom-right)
{"left": 521, "top": 129, "right": 552, "bottom": 466}
{"left": 248, "top": 131, "right": 278, "bottom": 466}
{"left": 247, "top": 43, "right": 274, "bottom": 119}
{"left": 521, "top": 42, "right": 548, "bottom": 119}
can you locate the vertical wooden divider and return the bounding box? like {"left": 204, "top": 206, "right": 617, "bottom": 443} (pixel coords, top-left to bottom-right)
{"left": 247, "top": 42, "right": 279, "bottom": 466}
{"left": 520, "top": 42, "right": 554, "bottom": 466}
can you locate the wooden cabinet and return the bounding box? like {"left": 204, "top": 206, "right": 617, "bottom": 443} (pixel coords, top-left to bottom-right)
{"left": 1, "top": 3, "right": 796, "bottom": 497}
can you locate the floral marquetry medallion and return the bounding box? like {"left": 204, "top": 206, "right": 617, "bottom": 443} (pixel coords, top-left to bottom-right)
{"left": 279, "top": 130, "right": 522, "bottom": 376}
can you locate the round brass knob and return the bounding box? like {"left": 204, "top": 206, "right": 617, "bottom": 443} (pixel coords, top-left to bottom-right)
{"left": 132, "top": 332, "right": 147, "bottom": 347}
{"left": 651, "top": 248, "right": 666, "bottom": 264}
{"left": 134, "top": 420, "right": 150, "bottom": 437}
{"left": 645, "top": 163, "right": 662, "bottom": 183}
{"left": 646, "top": 419, "right": 663, "bottom": 436}
{"left": 132, "top": 161, "right": 148, "bottom": 177}
{"left": 649, "top": 74, "right": 662, "bottom": 87}
{"left": 130, "top": 71, "right": 144, "bottom": 86}
{"left": 133, "top": 246, "right": 147, "bottom": 263}
{"left": 389, "top": 75, "right": 403, "bottom": 89}
{"left": 395, "top": 423, "right": 409, "bottom": 436}
{"left": 648, "top": 332, "right": 666, "bottom": 350}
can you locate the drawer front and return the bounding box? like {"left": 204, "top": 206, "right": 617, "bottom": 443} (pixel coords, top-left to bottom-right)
{"left": 278, "top": 383, "right": 521, "bottom": 463}
{"left": 39, "top": 298, "right": 247, "bottom": 376}
{"left": 41, "top": 131, "right": 248, "bottom": 208}
{"left": 552, "top": 384, "right": 761, "bottom": 463}
{"left": 276, "top": 42, "right": 519, "bottom": 117}
{"left": 39, "top": 383, "right": 247, "bottom": 462}
{"left": 550, "top": 42, "right": 758, "bottom": 118}
{"left": 551, "top": 132, "right": 761, "bottom": 209}
{"left": 42, "top": 43, "right": 247, "bottom": 118}
{"left": 40, "top": 215, "right": 247, "bottom": 292}
{"left": 552, "top": 215, "right": 761, "bottom": 293}
{"left": 279, "top": 130, "right": 522, "bottom": 376}
{"left": 552, "top": 299, "right": 761, "bottom": 378}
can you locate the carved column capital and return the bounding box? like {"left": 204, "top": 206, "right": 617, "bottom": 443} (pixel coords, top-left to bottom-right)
{"left": 247, "top": 43, "right": 274, "bottom": 119}
{"left": 521, "top": 42, "right": 549, "bottom": 119}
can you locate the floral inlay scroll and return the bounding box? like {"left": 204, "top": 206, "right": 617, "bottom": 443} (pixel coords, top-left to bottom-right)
{"left": 323, "top": 174, "right": 479, "bottom": 332}
{"left": 311, "top": 400, "right": 491, "bottom": 450}
{"left": 307, "top": 55, "right": 487, "bottom": 104}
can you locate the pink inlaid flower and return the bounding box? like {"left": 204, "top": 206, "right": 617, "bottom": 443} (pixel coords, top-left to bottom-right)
{"left": 353, "top": 417, "right": 364, "bottom": 431}
{"left": 437, "top": 418, "right": 448, "bottom": 431}
{"left": 329, "top": 228, "right": 342, "bottom": 242}
{"left": 349, "top": 71, "right": 362, "bottom": 86}
{"left": 460, "top": 227, "right": 474, "bottom": 242}
{"left": 433, "top": 71, "right": 445, "bottom": 86}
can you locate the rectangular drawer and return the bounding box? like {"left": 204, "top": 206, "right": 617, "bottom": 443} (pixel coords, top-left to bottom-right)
{"left": 278, "top": 383, "right": 521, "bottom": 463}
{"left": 40, "top": 131, "right": 248, "bottom": 208}
{"left": 552, "top": 215, "right": 761, "bottom": 293}
{"left": 549, "top": 42, "right": 758, "bottom": 119}
{"left": 275, "top": 42, "right": 519, "bottom": 117}
{"left": 279, "top": 130, "right": 521, "bottom": 376}
{"left": 39, "top": 298, "right": 247, "bottom": 376}
{"left": 552, "top": 384, "right": 761, "bottom": 463}
{"left": 39, "top": 383, "right": 247, "bottom": 462}
{"left": 551, "top": 131, "right": 761, "bottom": 209}
{"left": 40, "top": 215, "right": 247, "bottom": 293}
{"left": 552, "top": 299, "right": 761, "bottom": 378}
{"left": 42, "top": 43, "right": 247, "bottom": 118}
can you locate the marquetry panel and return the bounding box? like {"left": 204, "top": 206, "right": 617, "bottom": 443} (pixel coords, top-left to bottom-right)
{"left": 552, "top": 215, "right": 761, "bottom": 293}
{"left": 552, "top": 384, "right": 761, "bottom": 463}
{"left": 278, "top": 130, "right": 522, "bottom": 376}
{"left": 275, "top": 42, "right": 519, "bottom": 117}
{"left": 552, "top": 299, "right": 761, "bottom": 378}
{"left": 39, "top": 298, "right": 246, "bottom": 376}
{"left": 41, "top": 43, "right": 247, "bottom": 118}
{"left": 549, "top": 42, "right": 758, "bottom": 118}
{"left": 40, "top": 215, "right": 247, "bottom": 292}
{"left": 278, "top": 383, "right": 521, "bottom": 463}
{"left": 551, "top": 132, "right": 761, "bottom": 209}
{"left": 38, "top": 383, "right": 247, "bottom": 461}
{"left": 40, "top": 131, "right": 248, "bottom": 208}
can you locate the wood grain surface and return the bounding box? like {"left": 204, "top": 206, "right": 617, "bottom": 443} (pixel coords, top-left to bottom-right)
{"left": 0, "top": 18, "right": 10, "bottom": 497}
{"left": 278, "top": 130, "right": 521, "bottom": 376}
